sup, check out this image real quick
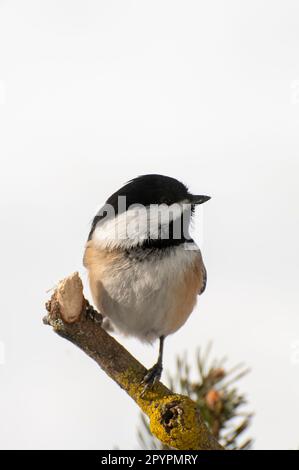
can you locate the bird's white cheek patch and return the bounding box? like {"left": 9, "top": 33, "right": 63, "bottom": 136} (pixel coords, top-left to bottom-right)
{"left": 93, "top": 201, "right": 192, "bottom": 249}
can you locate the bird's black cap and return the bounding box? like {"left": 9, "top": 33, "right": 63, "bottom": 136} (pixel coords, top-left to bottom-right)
{"left": 106, "top": 174, "right": 210, "bottom": 211}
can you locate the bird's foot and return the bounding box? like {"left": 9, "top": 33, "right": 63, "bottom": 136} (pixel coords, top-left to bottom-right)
{"left": 140, "top": 363, "right": 162, "bottom": 397}
{"left": 84, "top": 301, "right": 103, "bottom": 324}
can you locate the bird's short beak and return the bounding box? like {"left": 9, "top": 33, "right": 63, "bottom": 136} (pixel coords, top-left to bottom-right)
{"left": 190, "top": 195, "right": 211, "bottom": 205}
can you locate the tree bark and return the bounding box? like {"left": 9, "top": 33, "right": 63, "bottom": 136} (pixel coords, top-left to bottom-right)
{"left": 44, "top": 272, "right": 223, "bottom": 451}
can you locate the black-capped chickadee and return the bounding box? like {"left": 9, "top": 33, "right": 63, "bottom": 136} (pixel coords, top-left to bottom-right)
{"left": 83, "top": 174, "right": 210, "bottom": 391}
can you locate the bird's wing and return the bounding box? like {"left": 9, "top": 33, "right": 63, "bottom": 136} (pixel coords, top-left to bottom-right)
{"left": 198, "top": 251, "right": 207, "bottom": 295}
{"left": 199, "top": 262, "right": 207, "bottom": 295}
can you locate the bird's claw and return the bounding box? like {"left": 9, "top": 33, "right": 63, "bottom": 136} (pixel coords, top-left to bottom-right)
{"left": 84, "top": 302, "right": 103, "bottom": 324}
{"left": 140, "top": 363, "right": 162, "bottom": 397}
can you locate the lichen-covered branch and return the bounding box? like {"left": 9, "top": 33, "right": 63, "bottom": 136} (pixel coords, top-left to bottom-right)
{"left": 43, "top": 272, "right": 223, "bottom": 451}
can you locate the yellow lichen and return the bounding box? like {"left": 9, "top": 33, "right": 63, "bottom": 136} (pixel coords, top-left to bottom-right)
{"left": 148, "top": 395, "right": 203, "bottom": 450}
{"left": 114, "top": 367, "right": 211, "bottom": 450}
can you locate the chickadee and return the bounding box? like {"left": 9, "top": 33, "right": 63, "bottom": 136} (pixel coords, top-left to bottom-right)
{"left": 83, "top": 174, "right": 210, "bottom": 391}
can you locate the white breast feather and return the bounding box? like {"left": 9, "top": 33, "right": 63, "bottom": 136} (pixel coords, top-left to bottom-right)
{"left": 98, "top": 243, "right": 200, "bottom": 342}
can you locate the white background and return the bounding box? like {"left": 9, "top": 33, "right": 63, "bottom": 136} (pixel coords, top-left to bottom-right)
{"left": 0, "top": 0, "right": 299, "bottom": 449}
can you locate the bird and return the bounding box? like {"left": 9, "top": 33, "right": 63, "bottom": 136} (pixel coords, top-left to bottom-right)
{"left": 83, "top": 174, "right": 210, "bottom": 392}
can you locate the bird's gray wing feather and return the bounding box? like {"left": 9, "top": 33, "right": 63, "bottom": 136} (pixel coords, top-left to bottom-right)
{"left": 198, "top": 253, "right": 207, "bottom": 295}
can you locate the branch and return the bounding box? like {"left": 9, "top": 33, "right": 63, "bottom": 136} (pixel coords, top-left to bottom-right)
{"left": 43, "top": 272, "right": 223, "bottom": 451}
